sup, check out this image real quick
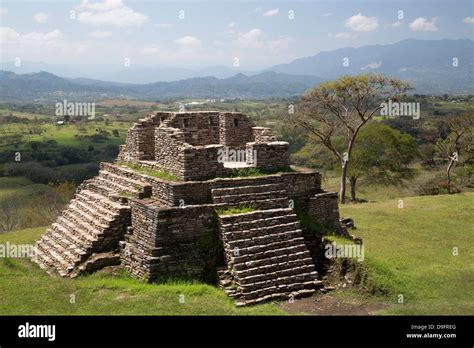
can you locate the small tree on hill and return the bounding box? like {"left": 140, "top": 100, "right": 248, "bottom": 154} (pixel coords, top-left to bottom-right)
{"left": 435, "top": 112, "right": 473, "bottom": 194}
{"left": 346, "top": 123, "right": 417, "bottom": 202}
{"left": 292, "top": 74, "right": 413, "bottom": 203}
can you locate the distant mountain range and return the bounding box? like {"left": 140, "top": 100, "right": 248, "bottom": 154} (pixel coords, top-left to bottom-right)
{"left": 269, "top": 39, "right": 474, "bottom": 94}
{"left": 0, "top": 70, "right": 322, "bottom": 102}
{"left": 0, "top": 39, "right": 472, "bottom": 102}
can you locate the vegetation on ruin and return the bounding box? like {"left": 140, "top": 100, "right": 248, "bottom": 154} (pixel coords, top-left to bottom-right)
{"left": 229, "top": 166, "right": 296, "bottom": 178}
{"left": 215, "top": 204, "right": 258, "bottom": 216}
{"left": 116, "top": 162, "right": 180, "bottom": 181}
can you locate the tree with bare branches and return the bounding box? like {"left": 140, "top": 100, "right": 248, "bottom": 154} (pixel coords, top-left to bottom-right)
{"left": 291, "top": 74, "right": 413, "bottom": 203}
{"left": 435, "top": 112, "right": 473, "bottom": 194}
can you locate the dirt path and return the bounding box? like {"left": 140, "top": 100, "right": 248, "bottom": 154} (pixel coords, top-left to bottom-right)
{"left": 280, "top": 293, "right": 387, "bottom": 315}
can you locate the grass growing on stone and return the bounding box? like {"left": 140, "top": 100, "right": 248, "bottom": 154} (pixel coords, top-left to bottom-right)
{"left": 229, "top": 167, "right": 296, "bottom": 178}
{"left": 337, "top": 192, "right": 474, "bottom": 315}
{"left": 117, "top": 162, "right": 180, "bottom": 182}
{"left": 0, "top": 227, "right": 283, "bottom": 315}
{"left": 216, "top": 204, "right": 258, "bottom": 216}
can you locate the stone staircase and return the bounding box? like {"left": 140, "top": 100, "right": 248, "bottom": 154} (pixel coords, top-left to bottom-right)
{"left": 213, "top": 182, "right": 322, "bottom": 306}
{"left": 34, "top": 165, "right": 152, "bottom": 277}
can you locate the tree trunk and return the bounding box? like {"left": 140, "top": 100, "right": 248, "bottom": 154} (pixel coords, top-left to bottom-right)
{"left": 446, "top": 159, "right": 454, "bottom": 194}
{"left": 350, "top": 176, "right": 357, "bottom": 202}
{"left": 340, "top": 161, "right": 348, "bottom": 204}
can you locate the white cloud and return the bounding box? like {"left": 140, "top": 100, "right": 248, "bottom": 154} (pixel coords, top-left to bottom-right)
{"left": 333, "top": 32, "right": 356, "bottom": 39}
{"left": 391, "top": 21, "right": 402, "bottom": 27}
{"left": 345, "top": 13, "right": 379, "bottom": 32}
{"left": 463, "top": 16, "right": 474, "bottom": 24}
{"left": 174, "top": 36, "right": 201, "bottom": 47}
{"left": 77, "top": 0, "right": 148, "bottom": 27}
{"left": 142, "top": 44, "right": 160, "bottom": 54}
{"left": 0, "top": 7, "right": 8, "bottom": 16}
{"left": 228, "top": 21, "right": 235, "bottom": 28}
{"left": 361, "top": 61, "right": 382, "bottom": 70}
{"left": 409, "top": 17, "right": 438, "bottom": 31}
{"left": 0, "top": 27, "right": 20, "bottom": 41}
{"left": 323, "top": 12, "right": 333, "bottom": 17}
{"left": 22, "top": 29, "right": 62, "bottom": 42}
{"left": 233, "top": 28, "right": 290, "bottom": 55}
{"left": 34, "top": 12, "right": 49, "bottom": 24}
{"left": 89, "top": 30, "right": 112, "bottom": 38}
{"left": 263, "top": 8, "right": 279, "bottom": 17}
{"left": 0, "top": 26, "right": 87, "bottom": 60}
{"left": 234, "top": 28, "right": 263, "bottom": 48}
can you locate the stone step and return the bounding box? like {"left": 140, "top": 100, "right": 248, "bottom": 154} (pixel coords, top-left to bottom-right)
{"left": 36, "top": 240, "right": 73, "bottom": 274}
{"left": 48, "top": 228, "right": 90, "bottom": 258}
{"left": 239, "top": 272, "right": 318, "bottom": 294}
{"left": 85, "top": 181, "right": 116, "bottom": 199}
{"left": 67, "top": 204, "right": 109, "bottom": 230}
{"left": 99, "top": 170, "right": 145, "bottom": 188}
{"left": 220, "top": 214, "right": 298, "bottom": 234}
{"left": 235, "top": 256, "right": 315, "bottom": 278}
{"left": 236, "top": 264, "right": 316, "bottom": 286}
{"left": 51, "top": 221, "right": 95, "bottom": 247}
{"left": 71, "top": 199, "right": 117, "bottom": 222}
{"left": 61, "top": 209, "right": 106, "bottom": 237}
{"left": 218, "top": 197, "right": 289, "bottom": 210}
{"left": 233, "top": 250, "right": 312, "bottom": 271}
{"left": 212, "top": 190, "right": 287, "bottom": 204}
{"left": 219, "top": 208, "right": 295, "bottom": 225}
{"left": 57, "top": 216, "right": 100, "bottom": 243}
{"left": 41, "top": 234, "right": 81, "bottom": 265}
{"left": 238, "top": 281, "right": 318, "bottom": 304}
{"left": 232, "top": 244, "right": 310, "bottom": 264}
{"left": 77, "top": 189, "right": 127, "bottom": 211}
{"left": 211, "top": 183, "right": 285, "bottom": 197}
{"left": 224, "top": 222, "right": 301, "bottom": 244}
{"left": 230, "top": 236, "right": 306, "bottom": 257}
{"left": 95, "top": 177, "right": 140, "bottom": 197}
{"left": 226, "top": 229, "right": 304, "bottom": 251}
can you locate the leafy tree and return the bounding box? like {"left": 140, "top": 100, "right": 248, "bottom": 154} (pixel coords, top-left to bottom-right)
{"left": 346, "top": 123, "right": 417, "bottom": 201}
{"left": 435, "top": 112, "right": 473, "bottom": 194}
{"left": 292, "top": 74, "right": 412, "bottom": 203}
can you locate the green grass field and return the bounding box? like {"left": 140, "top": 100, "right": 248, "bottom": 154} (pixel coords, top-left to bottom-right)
{"left": 339, "top": 192, "right": 474, "bottom": 315}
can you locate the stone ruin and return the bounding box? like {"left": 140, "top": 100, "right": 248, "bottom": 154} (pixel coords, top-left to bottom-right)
{"left": 34, "top": 111, "right": 346, "bottom": 306}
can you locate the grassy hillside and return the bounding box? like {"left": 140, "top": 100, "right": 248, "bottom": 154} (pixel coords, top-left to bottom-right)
{"left": 0, "top": 192, "right": 471, "bottom": 315}
{"left": 339, "top": 192, "right": 474, "bottom": 315}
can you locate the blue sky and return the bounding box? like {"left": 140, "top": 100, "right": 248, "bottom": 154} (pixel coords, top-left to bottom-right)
{"left": 0, "top": 0, "right": 473, "bottom": 69}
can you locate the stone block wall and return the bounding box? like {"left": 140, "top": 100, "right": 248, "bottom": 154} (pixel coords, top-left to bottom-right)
{"left": 252, "top": 127, "right": 277, "bottom": 142}
{"left": 166, "top": 111, "right": 221, "bottom": 146}
{"left": 246, "top": 141, "right": 290, "bottom": 170}
{"left": 182, "top": 144, "right": 226, "bottom": 180}
{"left": 219, "top": 112, "right": 254, "bottom": 149}
{"left": 120, "top": 201, "right": 224, "bottom": 283}
{"left": 118, "top": 118, "right": 155, "bottom": 161}
{"left": 303, "top": 192, "right": 341, "bottom": 229}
